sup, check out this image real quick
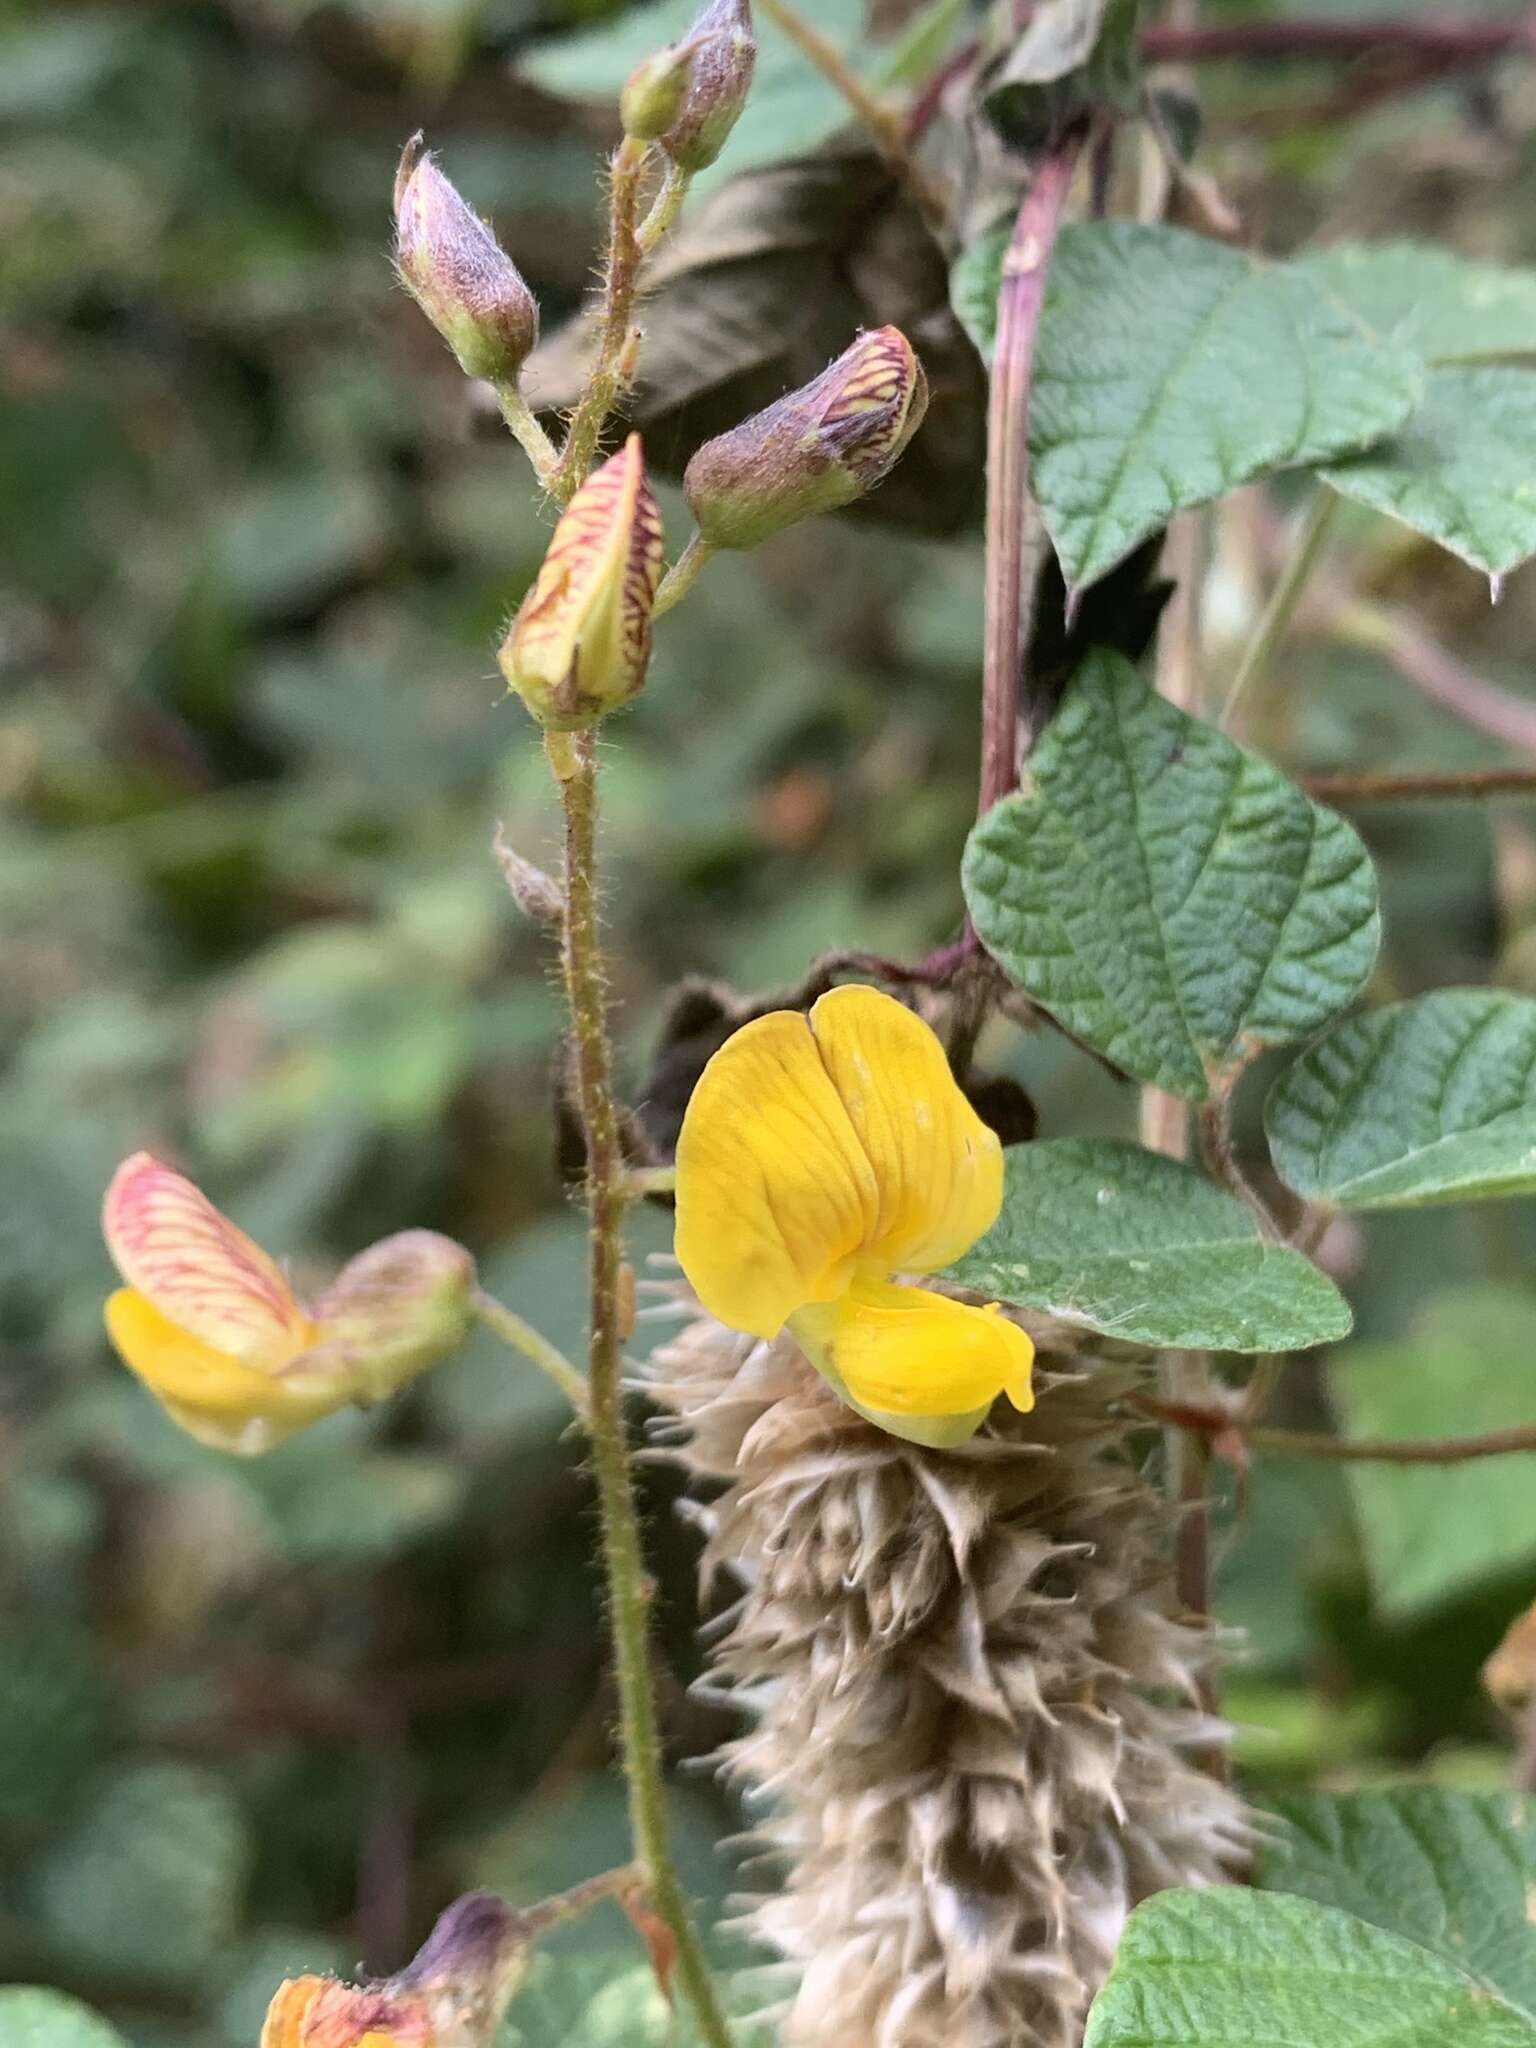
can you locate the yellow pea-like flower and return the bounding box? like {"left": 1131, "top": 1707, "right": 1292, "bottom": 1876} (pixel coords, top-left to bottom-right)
{"left": 674, "top": 983, "right": 1034, "bottom": 1446}
{"left": 102, "top": 1153, "right": 474, "bottom": 1455}
{"left": 261, "top": 1977, "right": 434, "bottom": 2048}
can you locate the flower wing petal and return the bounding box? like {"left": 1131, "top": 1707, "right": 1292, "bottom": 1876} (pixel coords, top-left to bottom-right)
{"left": 793, "top": 1277, "right": 1034, "bottom": 1438}
{"left": 105, "top": 1288, "right": 340, "bottom": 1455}
{"left": 674, "top": 1009, "right": 879, "bottom": 1338}
{"left": 806, "top": 986, "right": 1004, "bottom": 1272}
{"left": 103, "top": 1153, "right": 311, "bottom": 1366}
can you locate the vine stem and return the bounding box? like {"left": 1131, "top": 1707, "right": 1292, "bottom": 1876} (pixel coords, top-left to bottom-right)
{"left": 1305, "top": 765, "right": 1536, "bottom": 804}
{"left": 472, "top": 1289, "right": 589, "bottom": 1419}
{"left": 1219, "top": 486, "right": 1339, "bottom": 731}
{"left": 980, "top": 123, "right": 1086, "bottom": 813}
{"left": 544, "top": 726, "right": 734, "bottom": 2048}
{"left": 1137, "top": 1397, "right": 1536, "bottom": 1464}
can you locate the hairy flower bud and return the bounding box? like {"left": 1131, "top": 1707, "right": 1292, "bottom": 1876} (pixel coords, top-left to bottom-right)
{"left": 621, "top": 43, "right": 696, "bottom": 143}
{"left": 308, "top": 1230, "right": 477, "bottom": 1400}
{"left": 498, "top": 435, "right": 665, "bottom": 729}
{"left": 659, "top": 0, "right": 756, "bottom": 173}
{"left": 394, "top": 134, "right": 539, "bottom": 385}
{"left": 684, "top": 325, "right": 929, "bottom": 550}
{"left": 263, "top": 1892, "right": 529, "bottom": 2048}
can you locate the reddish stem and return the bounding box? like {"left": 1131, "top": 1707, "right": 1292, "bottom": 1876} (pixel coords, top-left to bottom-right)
{"left": 980, "top": 125, "right": 1086, "bottom": 817}
{"left": 1141, "top": 16, "right": 1536, "bottom": 62}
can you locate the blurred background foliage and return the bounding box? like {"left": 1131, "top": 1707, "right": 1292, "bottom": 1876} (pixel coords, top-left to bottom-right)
{"left": 6, "top": 0, "right": 1536, "bottom": 2039}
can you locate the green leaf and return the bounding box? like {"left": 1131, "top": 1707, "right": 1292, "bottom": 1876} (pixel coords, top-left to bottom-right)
{"left": 944, "top": 1138, "right": 1351, "bottom": 1352}
{"left": 1029, "top": 223, "right": 1422, "bottom": 592}
{"left": 1266, "top": 990, "right": 1536, "bottom": 1210}
{"left": 1295, "top": 244, "right": 1536, "bottom": 366}
{"left": 518, "top": 0, "right": 875, "bottom": 192}
{"left": 1083, "top": 1889, "right": 1536, "bottom": 2048}
{"left": 1329, "top": 1288, "right": 1536, "bottom": 1617}
{"left": 34, "top": 1762, "right": 251, "bottom": 1987}
{"left": 1321, "top": 367, "right": 1536, "bottom": 580}
{"left": 0, "top": 1990, "right": 128, "bottom": 2048}
{"left": 1257, "top": 1788, "right": 1536, "bottom": 2022}
{"left": 962, "top": 651, "right": 1381, "bottom": 1098}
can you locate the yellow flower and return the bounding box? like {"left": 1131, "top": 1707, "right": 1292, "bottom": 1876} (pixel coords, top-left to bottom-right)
{"left": 674, "top": 984, "right": 1034, "bottom": 1446}
{"left": 261, "top": 1978, "right": 434, "bottom": 2048}
{"left": 102, "top": 1153, "right": 474, "bottom": 1455}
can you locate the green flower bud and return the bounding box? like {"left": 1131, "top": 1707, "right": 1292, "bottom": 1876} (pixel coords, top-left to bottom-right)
{"left": 683, "top": 325, "right": 929, "bottom": 550}
{"left": 621, "top": 43, "right": 696, "bottom": 143}
{"left": 309, "top": 1229, "right": 477, "bottom": 1403}
{"left": 498, "top": 435, "right": 665, "bottom": 729}
{"left": 660, "top": 0, "right": 756, "bottom": 173}
{"left": 394, "top": 134, "right": 539, "bottom": 384}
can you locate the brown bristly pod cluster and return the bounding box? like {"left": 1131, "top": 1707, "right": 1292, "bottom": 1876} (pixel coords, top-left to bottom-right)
{"left": 646, "top": 1294, "right": 1250, "bottom": 2048}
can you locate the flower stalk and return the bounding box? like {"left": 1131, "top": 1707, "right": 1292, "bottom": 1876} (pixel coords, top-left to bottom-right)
{"left": 554, "top": 139, "right": 649, "bottom": 498}
{"left": 545, "top": 727, "right": 735, "bottom": 2048}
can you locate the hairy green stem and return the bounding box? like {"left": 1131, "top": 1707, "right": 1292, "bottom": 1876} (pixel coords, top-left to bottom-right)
{"left": 1220, "top": 486, "right": 1339, "bottom": 729}
{"left": 556, "top": 139, "right": 649, "bottom": 496}
{"left": 495, "top": 385, "right": 562, "bottom": 492}
{"left": 654, "top": 531, "right": 714, "bottom": 617}
{"left": 545, "top": 727, "right": 734, "bottom": 2048}
{"left": 472, "top": 1289, "right": 589, "bottom": 1418}
{"left": 637, "top": 160, "right": 693, "bottom": 254}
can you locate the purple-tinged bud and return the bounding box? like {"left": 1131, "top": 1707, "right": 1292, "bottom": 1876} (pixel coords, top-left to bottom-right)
{"left": 498, "top": 435, "right": 665, "bottom": 729}
{"left": 394, "top": 134, "right": 539, "bottom": 385}
{"left": 683, "top": 325, "right": 929, "bottom": 550}
{"left": 621, "top": 42, "right": 696, "bottom": 144}
{"left": 659, "top": 0, "right": 755, "bottom": 173}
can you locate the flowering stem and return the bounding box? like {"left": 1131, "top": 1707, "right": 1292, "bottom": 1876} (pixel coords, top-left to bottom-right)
{"left": 1305, "top": 764, "right": 1536, "bottom": 804}
{"left": 980, "top": 124, "right": 1085, "bottom": 812}
{"left": 545, "top": 726, "right": 735, "bottom": 2048}
{"left": 1219, "top": 486, "right": 1339, "bottom": 731}
{"left": 495, "top": 385, "right": 562, "bottom": 493}
{"left": 471, "top": 1289, "right": 589, "bottom": 1420}
{"left": 556, "top": 138, "right": 649, "bottom": 498}
{"left": 654, "top": 532, "right": 714, "bottom": 616}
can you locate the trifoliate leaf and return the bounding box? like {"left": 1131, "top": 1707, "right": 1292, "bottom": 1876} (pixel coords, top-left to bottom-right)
{"left": 1295, "top": 244, "right": 1536, "bottom": 366}
{"left": 1028, "top": 222, "right": 1422, "bottom": 592}
{"left": 1329, "top": 1288, "right": 1536, "bottom": 1617}
{"left": 945, "top": 1138, "right": 1351, "bottom": 1352}
{"left": 1257, "top": 1788, "right": 1536, "bottom": 2022}
{"left": 1084, "top": 1889, "right": 1536, "bottom": 2048}
{"left": 1266, "top": 990, "right": 1536, "bottom": 1210}
{"left": 962, "top": 651, "right": 1381, "bottom": 1099}
{"left": 1322, "top": 366, "right": 1536, "bottom": 580}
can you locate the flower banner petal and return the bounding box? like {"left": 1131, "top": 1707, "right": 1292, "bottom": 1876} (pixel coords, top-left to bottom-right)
{"left": 807, "top": 985, "right": 1005, "bottom": 1273}
{"left": 675, "top": 1009, "right": 879, "bottom": 1336}
{"left": 102, "top": 1153, "right": 313, "bottom": 1367}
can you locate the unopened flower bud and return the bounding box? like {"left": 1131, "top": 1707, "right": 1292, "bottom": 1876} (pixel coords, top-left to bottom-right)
{"left": 263, "top": 1891, "right": 530, "bottom": 2048}
{"left": 684, "top": 325, "right": 928, "bottom": 550}
{"left": 621, "top": 42, "right": 695, "bottom": 143}
{"left": 309, "top": 1230, "right": 477, "bottom": 1401}
{"left": 498, "top": 435, "right": 665, "bottom": 729}
{"left": 659, "top": 0, "right": 755, "bottom": 173}
{"left": 394, "top": 134, "right": 539, "bottom": 385}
